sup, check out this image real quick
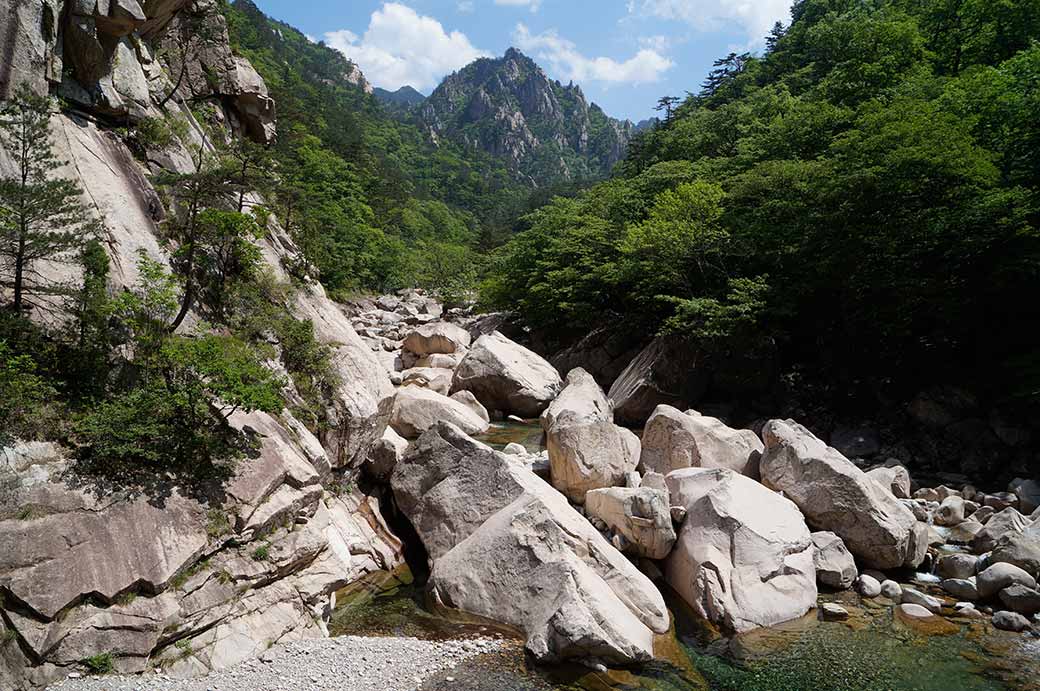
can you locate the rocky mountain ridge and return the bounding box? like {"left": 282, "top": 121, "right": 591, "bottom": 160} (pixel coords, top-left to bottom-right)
{"left": 418, "top": 47, "right": 633, "bottom": 184}
{"left": 372, "top": 85, "right": 425, "bottom": 110}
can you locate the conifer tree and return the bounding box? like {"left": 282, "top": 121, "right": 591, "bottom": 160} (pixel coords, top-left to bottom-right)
{"left": 0, "top": 84, "right": 96, "bottom": 314}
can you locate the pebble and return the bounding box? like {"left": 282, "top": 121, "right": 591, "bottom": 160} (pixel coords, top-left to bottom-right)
{"left": 49, "top": 636, "right": 503, "bottom": 691}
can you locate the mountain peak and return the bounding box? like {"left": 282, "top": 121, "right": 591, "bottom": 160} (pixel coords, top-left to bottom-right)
{"left": 419, "top": 52, "right": 632, "bottom": 185}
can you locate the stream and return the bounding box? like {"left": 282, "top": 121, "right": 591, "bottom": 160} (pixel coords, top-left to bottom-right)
{"left": 333, "top": 422, "right": 1040, "bottom": 691}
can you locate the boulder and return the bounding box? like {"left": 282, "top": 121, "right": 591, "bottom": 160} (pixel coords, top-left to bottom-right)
{"left": 664, "top": 468, "right": 817, "bottom": 633}
{"left": 898, "top": 603, "right": 936, "bottom": 619}
{"left": 941, "top": 578, "right": 979, "bottom": 601}
{"left": 856, "top": 574, "right": 882, "bottom": 598}
{"left": 811, "top": 531, "right": 858, "bottom": 590}
{"left": 388, "top": 386, "right": 489, "bottom": 440}
{"left": 937, "top": 553, "right": 979, "bottom": 580}
{"left": 542, "top": 369, "right": 640, "bottom": 504}
{"left": 639, "top": 405, "right": 763, "bottom": 479}
{"left": 973, "top": 505, "right": 996, "bottom": 523}
{"left": 503, "top": 442, "right": 527, "bottom": 455}
{"left": 866, "top": 464, "right": 911, "bottom": 499}
{"left": 607, "top": 336, "right": 709, "bottom": 426}
{"left": 1011, "top": 479, "right": 1040, "bottom": 516}
{"left": 998, "top": 584, "right": 1040, "bottom": 616}
{"left": 976, "top": 563, "right": 1038, "bottom": 600}
{"left": 901, "top": 587, "right": 942, "bottom": 613}
{"left": 452, "top": 332, "right": 562, "bottom": 418}
{"left": 365, "top": 426, "right": 409, "bottom": 482}
{"left": 760, "top": 420, "right": 925, "bottom": 570}
{"left": 403, "top": 322, "right": 471, "bottom": 356}
{"left": 971, "top": 508, "right": 1029, "bottom": 553}
{"left": 992, "top": 611, "right": 1032, "bottom": 632}
{"left": 449, "top": 390, "right": 490, "bottom": 423}
{"left": 936, "top": 496, "right": 966, "bottom": 526}
{"left": 585, "top": 487, "right": 677, "bottom": 559}
{"left": 401, "top": 367, "right": 453, "bottom": 396}
{"left": 821, "top": 603, "right": 850, "bottom": 621}
{"left": 946, "top": 517, "right": 985, "bottom": 544}
{"left": 990, "top": 521, "right": 1040, "bottom": 577}
{"left": 391, "top": 422, "right": 669, "bottom": 664}
{"left": 881, "top": 580, "right": 903, "bottom": 600}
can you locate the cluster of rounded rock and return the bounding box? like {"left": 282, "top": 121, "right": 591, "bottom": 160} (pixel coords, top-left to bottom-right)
{"left": 852, "top": 477, "right": 1040, "bottom": 633}
{"left": 351, "top": 292, "right": 1040, "bottom": 669}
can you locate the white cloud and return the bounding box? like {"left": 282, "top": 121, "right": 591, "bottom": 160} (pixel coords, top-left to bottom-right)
{"left": 324, "top": 3, "right": 490, "bottom": 91}
{"left": 495, "top": 0, "right": 542, "bottom": 11}
{"left": 629, "top": 0, "right": 791, "bottom": 45}
{"left": 514, "top": 23, "right": 673, "bottom": 85}
{"left": 457, "top": 0, "right": 474, "bottom": 12}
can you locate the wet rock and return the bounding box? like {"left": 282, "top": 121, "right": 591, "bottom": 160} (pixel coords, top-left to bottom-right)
{"left": 821, "top": 603, "right": 850, "bottom": 621}
{"left": 639, "top": 405, "right": 762, "bottom": 479}
{"left": 902, "top": 587, "right": 943, "bottom": 613}
{"left": 856, "top": 574, "right": 882, "bottom": 598}
{"left": 811, "top": 531, "right": 858, "bottom": 590}
{"left": 898, "top": 603, "right": 935, "bottom": 619}
{"left": 392, "top": 422, "right": 669, "bottom": 664}
{"left": 585, "top": 487, "right": 676, "bottom": 559}
{"left": 992, "top": 611, "right": 1032, "bottom": 632}
{"left": 665, "top": 468, "right": 817, "bottom": 633}
{"left": 761, "top": 420, "right": 925, "bottom": 570}
{"left": 999, "top": 584, "right": 1040, "bottom": 616}
{"left": 977, "top": 563, "right": 1037, "bottom": 600}
{"left": 503, "top": 442, "right": 527, "bottom": 455}
{"left": 452, "top": 332, "right": 563, "bottom": 418}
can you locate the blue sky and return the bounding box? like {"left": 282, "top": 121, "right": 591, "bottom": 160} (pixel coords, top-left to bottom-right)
{"left": 253, "top": 0, "right": 793, "bottom": 122}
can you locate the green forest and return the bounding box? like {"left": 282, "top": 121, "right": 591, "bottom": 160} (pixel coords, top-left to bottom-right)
{"left": 482, "top": 0, "right": 1040, "bottom": 407}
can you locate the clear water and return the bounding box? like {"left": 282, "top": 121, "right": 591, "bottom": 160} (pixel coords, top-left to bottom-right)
{"left": 474, "top": 421, "right": 546, "bottom": 454}
{"left": 330, "top": 568, "right": 1040, "bottom": 691}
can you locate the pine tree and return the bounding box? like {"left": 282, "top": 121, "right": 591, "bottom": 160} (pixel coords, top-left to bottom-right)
{"left": 0, "top": 84, "right": 97, "bottom": 315}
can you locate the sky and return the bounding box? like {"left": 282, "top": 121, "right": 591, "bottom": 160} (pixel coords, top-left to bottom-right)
{"left": 253, "top": 0, "right": 793, "bottom": 122}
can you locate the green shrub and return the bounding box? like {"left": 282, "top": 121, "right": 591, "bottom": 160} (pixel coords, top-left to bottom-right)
{"left": 83, "top": 652, "right": 114, "bottom": 674}
{"left": 251, "top": 542, "right": 270, "bottom": 561}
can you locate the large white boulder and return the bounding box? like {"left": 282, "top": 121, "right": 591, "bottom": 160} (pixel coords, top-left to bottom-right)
{"left": 865, "top": 464, "right": 912, "bottom": 499}
{"left": 542, "top": 369, "right": 640, "bottom": 504}
{"left": 585, "top": 487, "right": 677, "bottom": 559}
{"left": 639, "top": 405, "right": 762, "bottom": 478}
{"left": 391, "top": 423, "right": 669, "bottom": 664}
{"left": 760, "top": 420, "right": 926, "bottom": 570}
{"left": 451, "top": 332, "right": 563, "bottom": 418}
{"left": 403, "top": 322, "right": 472, "bottom": 356}
{"left": 664, "top": 468, "right": 817, "bottom": 633}
{"left": 388, "top": 386, "right": 490, "bottom": 440}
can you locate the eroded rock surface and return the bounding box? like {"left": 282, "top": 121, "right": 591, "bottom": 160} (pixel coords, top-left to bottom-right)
{"left": 391, "top": 422, "right": 668, "bottom": 664}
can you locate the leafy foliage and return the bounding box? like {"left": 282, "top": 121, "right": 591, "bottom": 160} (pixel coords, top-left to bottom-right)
{"left": 486, "top": 0, "right": 1040, "bottom": 404}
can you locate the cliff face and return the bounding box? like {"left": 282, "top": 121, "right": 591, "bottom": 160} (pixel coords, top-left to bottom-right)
{"left": 0, "top": 3, "right": 400, "bottom": 688}
{"left": 418, "top": 48, "right": 633, "bottom": 184}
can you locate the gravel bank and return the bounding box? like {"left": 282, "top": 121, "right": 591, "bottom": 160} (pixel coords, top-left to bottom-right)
{"left": 50, "top": 636, "right": 504, "bottom": 691}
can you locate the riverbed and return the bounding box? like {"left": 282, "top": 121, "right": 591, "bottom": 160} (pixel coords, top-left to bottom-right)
{"left": 329, "top": 564, "right": 1040, "bottom": 691}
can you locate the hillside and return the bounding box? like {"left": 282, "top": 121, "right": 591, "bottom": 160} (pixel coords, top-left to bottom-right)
{"left": 484, "top": 0, "right": 1040, "bottom": 475}
{"left": 373, "top": 85, "right": 427, "bottom": 110}
{"left": 221, "top": 0, "right": 539, "bottom": 290}
{"left": 418, "top": 48, "right": 633, "bottom": 185}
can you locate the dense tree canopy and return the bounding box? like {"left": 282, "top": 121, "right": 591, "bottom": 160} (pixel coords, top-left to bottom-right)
{"left": 483, "top": 0, "right": 1040, "bottom": 404}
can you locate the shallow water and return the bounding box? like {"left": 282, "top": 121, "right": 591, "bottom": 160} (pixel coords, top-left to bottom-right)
{"left": 474, "top": 421, "right": 546, "bottom": 453}
{"left": 330, "top": 567, "right": 1040, "bottom": 691}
